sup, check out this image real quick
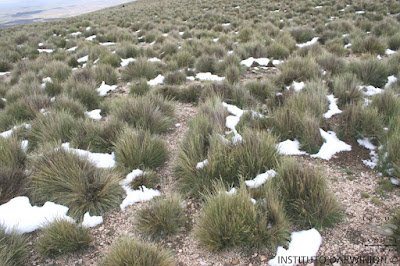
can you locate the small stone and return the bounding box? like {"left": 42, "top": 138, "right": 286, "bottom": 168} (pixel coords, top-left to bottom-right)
{"left": 232, "top": 259, "right": 240, "bottom": 265}
{"left": 252, "top": 253, "right": 258, "bottom": 258}
{"left": 260, "top": 255, "right": 267, "bottom": 262}
{"left": 178, "top": 249, "right": 183, "bottom": 253}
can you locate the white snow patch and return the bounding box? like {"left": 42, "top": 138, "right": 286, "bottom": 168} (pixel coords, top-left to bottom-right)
{"left": 21, "top": 140, "right": 28, "bottom": 152}
{"left": 311, "top": 129, "right": 351, "bottom": 160}
{"left": 61, "top": 142, "right": 115, "bottom": 168}
{"left": 121, "top": 58, "right": 136, "bottom": 67}
{"left": 0, "top": 196, "right": 73, "bottom": 234}
{"left": 77, "top": 55, "right": 89, "bottom": 63}
{"left": 226, "top": 187, "right": 236, "bottom": 195}
{"left": 296, "top": 37, "right": 319, "bottom": 48}
{"left": 385, "top": 75, "right": 398, "bottom": 88}
{"left": 85, "top": 35, "right": 97, "bottom": 41}
{"left": 96, "top": 81, "right": 117, "bottom": 96}
{"left": 355, "top": 10, "right": 366, "bottom": 14}
{"left": 385, "top": 49, "right": 397, "bottom": 55}
{"left": 391, "top": 178, "right": 400, "bottom": 186}
{"left": 100, "top": 42, "right": 116, "bottom": 46}
{"left": 81, "top": 212, "right": 103, "bottom": 228}
{"left": 0, "top": 123, "right": 30, "bottom": 139}
{"left": 85, "top": 109, "right": 102, "bottom": 120}
{"left": 196, "top": 72, "right": 225, "bottom": 81}
{"left": 0, "top": 71, "right": 10, "bottom": 76}
{"left": 119, "top": 169, "right": 161, "bottom": 210}
{"left": 240, "top": 57, "right": 269, "bottom": 67}
{"left": 67, "top": 46, "right": 78, "bottom": 52}
{"left": 196, "top": 159, "right": 209, "bottom": 169}
{"left": 269, "top": 228, "right": 322, "bottom": 266}
{"left": 245, "top": 170, "right": 276, "bottom": 188}
{"left": 357, "top": 138, "right": 375, "bottom": 150}
{"left": 292, "top": 81, "right": 305, "bottom": 92}
{"left": 323, "top": 94, "right": 342, "bottom": 118}
{"left": 276, "top": 139, "right": 307, "bottom": 156}
{"left": 70, "top": 31, "right": 82, "bottom": 37}
{"left": 147, "top": 74, "right": 165, "bottom": 86}
{"left": 148, "top": 57, "right": 161, "bottom": 63}
{"left": 344, "top": 43, "right": 352, "bottom": 49}
{"left": 38, "top": 49, "right": 54, "bottom": 53}
{"left": 359, "top": 85, "right": 383, "bottom": 96}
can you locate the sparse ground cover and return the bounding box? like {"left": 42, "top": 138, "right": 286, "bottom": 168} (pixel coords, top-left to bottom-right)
{"left": 0, "top": 0, "right": 400, "bottom": 265}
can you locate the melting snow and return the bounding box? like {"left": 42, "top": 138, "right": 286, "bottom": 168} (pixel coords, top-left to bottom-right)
{"left": 119, "top": 169, "right": 161, "bottom": 210}
{"left": 0, "top": 196, "right": 73, "bottom": 234}
{"left": 296, "top": 37, "right": 319, "bottom": 48}
{"left": 85, "top": 109, "right": 102, "bottom": 120}
{"left": 96, "top": 81, "right": 117, "bottom": 96}
{"left": 311, "top": 129, "right": 351, "bottom": 160}
{"left": 70, "top": 31, "right": 82, "bottom": 37}
{"left": 269, "top": 228, "right": 322, "bottom": 266}
{"left": 276, "top": 139, "right": 307, "bottom": 155}
{"left": 61, "top": 142, "right": 116, "bottom": 168}
{"left": 358, "top": 138, "right": 379, "bottom": 169}
{"left": 226, "top": 187, "right": 236, "bottom": 195}
{"left": 323, "top": 94, "right": 342, "bottom": 118}
{"left": 196, "top": 72, "right": 225, "bottom": 81}
{"left": 241, "top": 57, "right": 270, "bottom": 67}
{"left": 121, "top": 58, "right": 136, "bottom": 67}
{"left": 85, "top": 35, "right": 97, "bottom": 41}
{"left": 67, "top": 46, "right": 78, "bottom": 52}
{"left": 196, "top": 159, "right": 209, "bottom": 169}
{"left": 385, "top": 75, "right": 398, "bottom": 88}
{"left": 77, "top": 55, "right": 89, "bottom": 63}
{"left": 359, "top": 85, "right": 383, "bottom": 96}
{"left": 148, "top": 57, "right": 161, "bottom": 62}
{"left": 0, "top": 123, "right": 30, "bottom": 139}
{"left": 147, "top": 74, "right": 165, "bottom": 86}
{"left": 99, "top": 42, "right": 116, "bottom": 46}
{"left": 0, "top": 71, "right": 10, "bottom": 76}
{"left": 245, "top": 170, "right": 276, "bottom": 188}
{"left": 385, "top": 49, "right": 397, "bottom": 55}
{"left": 292, "top": 81, "right": 305, "bottom": 92}
{"left": 38, "top": 49, "right": 54, "bottom": 53}
{"left": 81, "top": 212, "right": 103, "bottom": 228}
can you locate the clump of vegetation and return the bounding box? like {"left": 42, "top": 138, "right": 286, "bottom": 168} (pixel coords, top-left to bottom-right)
{"left": 128, "top": 170, "right": 158, "bottom": 190}
{"left": 274, "top": 158, "right": 343, "bottom": 228}
{"left": 0, "top": 226, "right": 29, "bottom": 266}
{"left": 278, "top": 56, "right": 320, "bottom": 85}
{"left": 331, "top": 73, "right": 363, "bottom": 107}
{"left": 121, "top": 58, "right": 158, "bottom": 81}
{"left": 30, "top": 148, "right": 123, "bottom": 220}
{"left": 135, "top": 194, "right": 185, "bottom": 239}
{"left": 110, "top": 94, "right": 175, "bottom": 134}
{"left": 0, "top": 137, "right": 26, "bottom": 169}
{"left": 129, "top": 79, "right": 151, "bottom": 96}
{"left": 0, "top": 168, "right": 27, "bottom": 205}
{"left": 37, "top": 219, "right": 92, "bottom": 258}
{"left": 101, "top": 236, "right": 175, "bottom": 266}
{"left": 195, "top": 183, "right": 289, "bottom": 251}
{"left": 349, "top": 58, "right": 389, "bottom": 88}
{"left": 115, "top": 128, "right": 168, "bottom": 172}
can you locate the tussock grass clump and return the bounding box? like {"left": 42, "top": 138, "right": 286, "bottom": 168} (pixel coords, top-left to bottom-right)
{"left": 371, "top": 89, "right": 400, "bottom": 124}
{"left": 278, "top": 56, "right": 320, "bottom": 85}
{"left": 195, "top": 183, "right": 289, "bottom": 251}
{"left": 28, "top": 110, "right": 81, "bottom": 149}
{"left": 332, "top": 73, "right": 363, "bottom": 107}
{"left": 129, "top": 79, "right": 151, "bottom": 96}
{"left": 195, "top": 55, "right": 217, "bottom": 73}
{"left": 95, "top": 63, "right": 119, "bottom": 85}
{"left": 115, "top": 128, "right": 168, "bottom": 172}
{"left": 388, "top": 210, "right": 400, "bottom": 254}
{"left": 0, "top": 226, "right": 29, "bottom": 266}
{"left": 110, "top": 94, "right": 175, "bottom": 134}
{"left": 164, "top": 71, "right": 186, "bottom": 85}
{"left": 267, "top": 42, "right": 290, "bottom": 59}
{"left": 66, "top": 80, "right": 100, "bottom": 110}
{"left": 41, "top": 61, "right": 71, "bottom": 82}
{"left": 352, "top": 36, "right": 386, "bottom": 55}
{"left": 350, "top": 58, "right": 389, "bottom": 88}
{"left": 121, "top": 58, "right": 158, "bottom": 82}
{"left": 135, "top": 194, "right": 185, "bottom": 239}
{"left": 290, "top": 26, "right": 314, "bottom": 43}
{"left": 51, "top": 95, "right": 86, "bottom": 118}
{"left": 0, "top": 137, "right": 26, "bottom": 169}
{"left": 245, "top": 79, "right": 278, "bottom": 102}
{"left": 275, "top": 158, "right": 343, "bottom": 228}
{"left": 37, "top": 219, "right": 92, "bottom": 258}
{"left": 30, "top": 148, "right": 123, "bottom": 219}
{"left": 316, "top": 53, "right": 346, "bottom": 75}
{"left": 101, "top": 236, "right": 176, "bottom": 266}
{"left": 128, "top": 170, "right": 158, "bottom": 190}
{"left": 224, "top": 65, "right": 240, "bottom": 84}
{"left": 179, "top": 129, "right": 279, "bottom": 196}
{"left": 0, "top": 168, "right": 27, "bottom": 205}
{"left": 340, "top": 102, "right": 384, "bottom": 139}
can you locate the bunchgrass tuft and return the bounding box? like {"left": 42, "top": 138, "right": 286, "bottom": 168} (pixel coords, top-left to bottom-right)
{"left": 0, "top": 168, "right": 27, "bottom": 205}
{"left": 30, "top": 148, "right": 123, "bottom": 220}
{"left": 0, "top": 137, "right": 26, "bottom": 169}
{"left": 121, "top": 58, "right": 158, "bottom": 82}
{"left": 350, "top": 58, "right": 389, "bottom": 88}
{"left": 274, "top": 158, "right": 343, "bottom": 228}
{"left": 110, "top": 94, "right": 175, "bottom": 134}
{"left": 37, "top": 219, "right": 92, "bottom": 258}
{"left": 332, "top": 73, "right": 363, "bottom": 107}
{"left": 135, "top": 194, "right": 185, "bottom": 239}
{"left": 114, "top": 128, "right": 168, "bottom": 172}
{"left": 0, "top": 225, "right": 29, "bottom": 266}
{"left": 278, "top": 56, "right": 320, "bottom": 85}
{"left": 101, "top": 236, "right": 176, "bottom": 266}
